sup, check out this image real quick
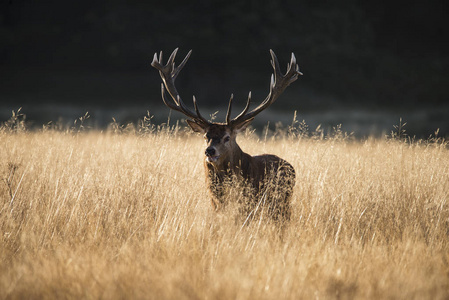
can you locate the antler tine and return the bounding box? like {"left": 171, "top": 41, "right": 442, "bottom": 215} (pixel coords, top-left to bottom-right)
{"left": 160, "top": 83, "right": 206, "bottom": 123}
{"left": 152, "top": 49, "right": 210, "bottom": 126}
{"left": 231, "top": 91, "right": 252, "bottom": 122}
{"left": 292, "top": 53, "right": 304, "bottom": 76}
{"left": 225, "top": 94, "right": 234, "bottom": 125}
{"left": 192, "top": 95, "right": 208, "bottom": 122}
{"left": 230, "top": 50, "right": 301, "bottom": 126}
{"left": 167, "top": 48, "right": 178, "bottom": 66}
{"left": 270, "top": 49, "right": 283, "bottom": 81}
{"left": 173, "top": 50, "right": 192, "bottom": 80}
{"left": 152, "top": 53, "right": 159, "bottom": 67}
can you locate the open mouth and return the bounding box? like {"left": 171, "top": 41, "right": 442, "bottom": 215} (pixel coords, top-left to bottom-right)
{"left": 206, "top": 155, "right": 220, "bottom": 163}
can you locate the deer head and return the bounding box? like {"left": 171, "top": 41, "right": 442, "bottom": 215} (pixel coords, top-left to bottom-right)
{"left": 151, "top": 48, "right": 302, "bottom": 167}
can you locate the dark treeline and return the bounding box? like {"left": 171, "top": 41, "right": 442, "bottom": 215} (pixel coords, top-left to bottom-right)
{"left": 1, "top": 0, "right": 448, "bottom": 111}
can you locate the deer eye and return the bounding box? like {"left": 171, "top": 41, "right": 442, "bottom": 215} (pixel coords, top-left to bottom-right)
{"left": 223, "top": 136, "right": 230, "bottom": 143}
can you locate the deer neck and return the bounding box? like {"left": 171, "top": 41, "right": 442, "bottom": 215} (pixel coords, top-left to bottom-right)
{"left": 208, "top": 143, "right": 248, "bottom": 176}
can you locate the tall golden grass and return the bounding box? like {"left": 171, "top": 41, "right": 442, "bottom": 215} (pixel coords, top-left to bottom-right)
{"left": 1, "top": 115, "right": 448, "bottom": 299}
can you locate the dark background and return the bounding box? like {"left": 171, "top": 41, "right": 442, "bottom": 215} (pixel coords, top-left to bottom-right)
{"left": 1, "top": 0, "right": 448, "bottom": 137}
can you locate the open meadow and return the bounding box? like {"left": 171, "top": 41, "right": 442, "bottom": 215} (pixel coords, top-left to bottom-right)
{"left": 1, "top": 118, "right": 449, "bottom": 299}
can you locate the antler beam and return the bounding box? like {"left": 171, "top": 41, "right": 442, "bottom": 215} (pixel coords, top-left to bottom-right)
{"left": 152, "top": 49, "right": 302, "bottom": 128}
{"left": 151, "top": 48, "right": 210, "bottom": 126}
{"left": 228, "top": 50, "right": 302, "bottom": 126}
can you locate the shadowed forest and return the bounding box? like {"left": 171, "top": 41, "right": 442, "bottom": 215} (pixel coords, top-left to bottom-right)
{"left": 1, "top": 1, "right": 448, "bottom": 136}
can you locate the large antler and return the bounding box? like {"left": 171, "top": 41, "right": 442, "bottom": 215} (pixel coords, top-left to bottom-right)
{"left": 228, "top": 50, "right": 302, "bottom": 126}
{"left": 151, "top": 48, "right": 210, "bottom": 126}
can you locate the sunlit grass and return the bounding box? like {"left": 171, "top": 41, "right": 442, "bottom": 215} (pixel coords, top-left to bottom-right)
{"left": 1, "top": 116, "right": 448, "bottom": 299}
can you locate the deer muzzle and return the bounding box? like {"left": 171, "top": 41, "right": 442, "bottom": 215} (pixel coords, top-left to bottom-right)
{"left": 205, "top": 147, "right": 220, "bottom": 163}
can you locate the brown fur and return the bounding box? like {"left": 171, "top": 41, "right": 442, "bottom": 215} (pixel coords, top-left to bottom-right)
{"left": 188, "top": 122, "right": 295, "bottom": 222}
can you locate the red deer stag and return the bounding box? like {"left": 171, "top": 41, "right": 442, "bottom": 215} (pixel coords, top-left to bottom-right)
{"left": 151, "top": 48, "right": 302, "bottom": 222}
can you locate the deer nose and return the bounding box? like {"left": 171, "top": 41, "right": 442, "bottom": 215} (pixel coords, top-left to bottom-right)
{"left": 205, "top": 147, "right": 216, "bottom": 157}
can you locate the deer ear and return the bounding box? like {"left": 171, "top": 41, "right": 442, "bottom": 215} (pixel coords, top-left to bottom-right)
{"left": 233, "top": 118, "right": 254, "bottom": 133}
{"left": 186, "top": 119, "right": 207, "bottom": 133}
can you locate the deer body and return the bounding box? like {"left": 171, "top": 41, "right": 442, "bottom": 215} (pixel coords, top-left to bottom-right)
{"left": 206, "top": 152, "right": 295, "bottom": 221}
{"left": 151, "top": 48, "right": 301, "bottom": 222}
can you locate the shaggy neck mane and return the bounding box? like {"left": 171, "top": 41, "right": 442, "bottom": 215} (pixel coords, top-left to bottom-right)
{"left": 208, "top": 142, "right": 250, "bottom": 176}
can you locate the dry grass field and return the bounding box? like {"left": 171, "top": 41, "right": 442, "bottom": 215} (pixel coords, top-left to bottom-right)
{"left": 1, "top": 116, "right": 449, "bottom": 299}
